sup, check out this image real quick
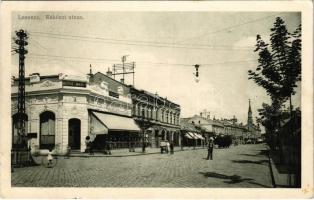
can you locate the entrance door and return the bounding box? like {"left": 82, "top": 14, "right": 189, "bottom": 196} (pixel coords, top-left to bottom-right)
{"left": 68, "top": 118, "right": 81, "bottom": 150}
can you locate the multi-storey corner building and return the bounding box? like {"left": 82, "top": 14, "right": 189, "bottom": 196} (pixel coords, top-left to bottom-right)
{"left": 11, "top": 72, "right": 140, "bottom": 154}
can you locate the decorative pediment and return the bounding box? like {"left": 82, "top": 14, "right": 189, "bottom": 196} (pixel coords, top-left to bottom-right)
{"left": 100, "top": 81, "right": 108, "bottom": 90}
{"left": 40, "top": 80, "right": 55, "bottom": 88}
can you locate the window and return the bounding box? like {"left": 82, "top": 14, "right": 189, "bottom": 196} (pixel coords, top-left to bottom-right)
{"left": 138, "top": 104, "right": 141, "bottom": 117}
{"left": 132, "top": 104, "right": 136, "bottom": 116}
{"left": 63, "top": 80, "right": 86, "bottom": 87}
{"left": 40, "top": 111, "right": 55, "bottom": 149}
{"left": 170, "top": 113, "right": 172, "bottom": 124}
{"left": 12, "top": 113, "right": 28, "bottom": 148}
{"left": 109, "top": 91, "right": 119, "bottom": 99}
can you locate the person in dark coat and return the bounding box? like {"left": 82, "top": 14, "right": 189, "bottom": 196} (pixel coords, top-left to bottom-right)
{"left": 170, "top": 141, "right": 174, "bottom": 154}
{"left": 206, "top": 137, "right": 214, "bottom": 160}
{"left": 85, "top": 136, "right": 91, "bottom": 154}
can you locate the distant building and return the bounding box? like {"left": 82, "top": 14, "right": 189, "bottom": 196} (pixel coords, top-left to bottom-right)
{"left": 180, "top": 118, "right": 204, "bottom": 148}
{"left": 244, "top": 99, "right": 261, "bottom": 142}
{"left": 181, "top": 112, "right": 251, "bottom": 145}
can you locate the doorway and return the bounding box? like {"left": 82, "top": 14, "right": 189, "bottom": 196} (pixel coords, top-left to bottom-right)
{"left": 68, "top": 118, "right": 81, "bottom": 150}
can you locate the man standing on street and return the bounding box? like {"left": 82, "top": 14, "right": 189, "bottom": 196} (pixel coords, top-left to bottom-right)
{"left": 207, "top": 137, "right": 214, "bottom": 160}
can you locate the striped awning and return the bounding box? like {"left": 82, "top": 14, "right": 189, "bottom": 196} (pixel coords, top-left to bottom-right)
{"left": 188, "top": 132, "right": 199, "bottom": 139}
{"left": 194, "top": 133, "right": 205, "bottom": 140}
{"left": 184, "top": 133, "right": 194, "bottom": 139}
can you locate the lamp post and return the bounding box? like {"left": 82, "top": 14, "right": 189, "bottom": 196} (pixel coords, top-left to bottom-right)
{"left": 141, "top": 109, "right": 150, "bottom": 153}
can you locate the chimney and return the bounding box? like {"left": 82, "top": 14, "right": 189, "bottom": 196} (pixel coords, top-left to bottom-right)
{"left": 120, "top": 78, "right": 124, "bottom": 83}
{"left": 200, "top": 112, "right": 202, "bottom": 117}
{"left": 29, "top": 73, "right": 40, "bottom": 83}
{"left": 106, "top": 68, "right": 113, "bottom": 77}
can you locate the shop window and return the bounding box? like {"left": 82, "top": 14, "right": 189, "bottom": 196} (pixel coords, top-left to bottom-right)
{"left": 12, "top": 113, "right": 28, "bottom": 148}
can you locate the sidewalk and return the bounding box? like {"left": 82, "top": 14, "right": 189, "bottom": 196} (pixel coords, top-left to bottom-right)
{"left": 69, "top": 146, "right": 206, "bottom": 157}
{"left": 267, "top": 149, "right": 296, "bottom": 188}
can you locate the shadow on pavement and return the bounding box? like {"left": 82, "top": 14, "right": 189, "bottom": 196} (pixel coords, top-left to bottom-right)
{"left": 199, "top": 171, "right": 272, "bottom": 187}
{"left": 232, "top": 159, "right": 268, "bottom": 165}
{"left": 199, "top": 172, "right": 253, "bottom": 184}
{"left": 238, "top": 150, "right": 269, "bottom": 157}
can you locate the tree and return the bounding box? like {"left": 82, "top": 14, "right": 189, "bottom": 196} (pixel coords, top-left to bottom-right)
{"left": 248, "top": 17, "right": 301, "bottom": 135}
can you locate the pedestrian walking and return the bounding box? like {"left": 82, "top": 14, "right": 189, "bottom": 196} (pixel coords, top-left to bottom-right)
{"left": 170, "top": 141, "right": 174, "bottom": 154}
{"left": 206, "top": 137, "right": 214, "bottom": 160}
{"left": 46, "top": 148, "right": 54, "bottom": 168}
{"left": 85, "top": 136, "right": 91, "bottom": 154}
{"left": 89, "top": 140, "right": 94, "bottom": 155}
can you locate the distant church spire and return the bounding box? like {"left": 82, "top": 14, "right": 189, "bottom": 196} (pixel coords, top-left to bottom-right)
{"left": 247, "top": 99, "right": 253, "bottom": 131}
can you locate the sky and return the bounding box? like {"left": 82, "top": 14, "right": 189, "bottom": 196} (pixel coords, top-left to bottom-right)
{"left": 11, "top": 11, "right": 301, "bottom": 126}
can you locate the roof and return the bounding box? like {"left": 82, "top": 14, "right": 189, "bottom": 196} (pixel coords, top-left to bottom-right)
{"left": 180, "top": 118, "right": 200, "bottom": 132}
{"left": 129, "top": 86, "right": 180, "bottom": 107}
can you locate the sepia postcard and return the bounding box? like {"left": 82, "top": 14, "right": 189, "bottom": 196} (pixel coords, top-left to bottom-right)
{"left": 0, "top": 1, "right": 313, "bottom": 199}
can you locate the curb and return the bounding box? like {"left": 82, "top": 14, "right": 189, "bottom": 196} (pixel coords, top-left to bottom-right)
{"left": 69, "top": 147, "right": 206, "bottom": 158}
{"left": 266, "top": 148, "right": 276, "bottom": 188}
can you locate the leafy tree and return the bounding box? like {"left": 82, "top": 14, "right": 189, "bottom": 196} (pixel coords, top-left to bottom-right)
{"left": 248, "top": 17, "right": 301, "bottom": 135}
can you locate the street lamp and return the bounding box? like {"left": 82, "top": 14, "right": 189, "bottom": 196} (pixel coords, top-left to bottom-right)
{"left": 141, "top": 109, "right": 148, "bottom": 153}
{"left": 194, "top": 64, "right": 200, "bottom": 83}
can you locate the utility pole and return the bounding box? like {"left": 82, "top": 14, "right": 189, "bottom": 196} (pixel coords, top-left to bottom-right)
{"left": 112, "top": 55, "right": 136, "bottom": 86}
{"left": 12, "top": 29, "right": 31, "bottom": 167}
{"left": 15, "top": 29, "right": 28, "bottom": 149}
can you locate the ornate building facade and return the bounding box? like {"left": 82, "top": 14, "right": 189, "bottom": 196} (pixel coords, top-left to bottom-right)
{"left": 11, "top": 72, "right": 139, "bottom": 154}
{"left": 129, "top": 87, "right": 181, "bottom": 147}
{"left": 11, "top": 70, "right": 182, "bottom": 154}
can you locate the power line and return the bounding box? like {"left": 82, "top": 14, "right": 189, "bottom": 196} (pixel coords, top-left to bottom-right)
{"left": 28, "top": 37, "right": 48, "bottom": 51}
{"left": 28, "top": 53, "right": 256, "bottom": 67}
{"left": 29, "top": 31, "right": 253, "bottom": 49}
{"left": 177, "top": 12, "right": 285, "bottom": 43}
{"left": 29, "top": 31, "right": 253, "bottom": 51}
{"left": 29, "top": 53, "right": 120, "bottom": 62}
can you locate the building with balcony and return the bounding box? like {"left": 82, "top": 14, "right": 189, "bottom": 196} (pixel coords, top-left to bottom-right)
{"left": 129, "top": 87, "right": 181, "bottom": 148}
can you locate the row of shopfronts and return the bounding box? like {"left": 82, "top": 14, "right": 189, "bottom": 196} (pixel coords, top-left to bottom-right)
{"left": 182, "top": 112, "right": 262, "bottom": 145}
{"left": 11, "top": 72, "right": 183, "bottom": 154}
{"left": 11, "top": 71, "right": 260, "bottom": 154}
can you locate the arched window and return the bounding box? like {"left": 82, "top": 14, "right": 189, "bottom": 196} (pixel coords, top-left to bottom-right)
{"left": 137, "top": 104, "right": 141, "bottom": 117}
{"left": 40, "top": 111, "right": 55, "bottom": 149}
{"left": 12, "top": 113, "right": 28, "bottom": 148}
{"left": 170, "top": 112, "right": 172, "bottom": 124}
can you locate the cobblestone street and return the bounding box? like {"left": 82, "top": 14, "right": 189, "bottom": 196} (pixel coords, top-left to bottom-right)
{"left": 12, "top": 144, "right": 273, "bottom": 188}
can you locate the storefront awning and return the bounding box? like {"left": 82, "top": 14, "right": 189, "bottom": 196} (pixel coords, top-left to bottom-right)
{"left": 184, "top": 133, "right": 194, "bottom": 139}
{"left": 92, "top": 111, "right": 140, "bottom": 132}
{"left": 188, "top": 132, "right": 199, "bottom": 139}
{"left": 194, "top": 133, "right": 205, "bottom": 140}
